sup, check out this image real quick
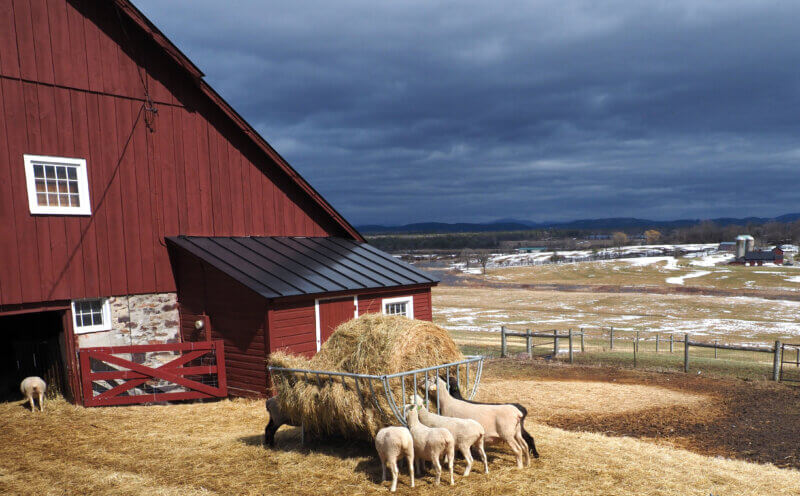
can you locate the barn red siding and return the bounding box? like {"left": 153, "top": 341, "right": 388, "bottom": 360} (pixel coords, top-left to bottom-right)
{"left": 173, "top": 250, "right": 268, "bottom": 397}
{"left": 269, "top": 300, "right": 318, "bottom": 358}
{"left": 0, "top": 0, "right": 350, "bottom": 307}
{"left": 358, "top": 288, "right": 433, "bottom": 321}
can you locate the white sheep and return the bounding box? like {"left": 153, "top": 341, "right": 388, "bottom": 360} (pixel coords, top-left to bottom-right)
{"left": 374, "top": 426, "right": 415, "bottom": 492}
{"left": 404, "top": 404, "right": 455, "bottom": 486}
{"left": 410, "top": 394, "right": 488, "bottom": 476}
{"left": 427, "top": 376, "right": 529, "bottom": 469}
{"left": 20, "top": 376, "right": 46, "bottom": 412}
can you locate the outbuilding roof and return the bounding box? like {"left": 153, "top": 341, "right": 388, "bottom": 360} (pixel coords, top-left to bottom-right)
{"left": 167, "top": 236, "right": 439, "bottom": 299}
{"left": 744, "top": 250, "right": 777, "bottom": 261}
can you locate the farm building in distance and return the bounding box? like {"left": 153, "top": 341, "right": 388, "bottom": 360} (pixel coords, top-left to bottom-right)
{"left": 727, "top": 235, "right": 784, "bottom": 266}
{"left": 0, "top": 0, "right": 437, "bottom": 402}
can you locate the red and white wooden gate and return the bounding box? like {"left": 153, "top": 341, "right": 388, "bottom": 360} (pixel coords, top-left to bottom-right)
{"left": 78, "top": 341, "right": 227, "bottom": 406}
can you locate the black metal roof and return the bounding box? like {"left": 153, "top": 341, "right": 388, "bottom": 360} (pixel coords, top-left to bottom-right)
{"left": 166, "top": 236, "right": 439, "bottom": 299}
{"left": 744, "top": 250, "right": 777, "bottom": 261}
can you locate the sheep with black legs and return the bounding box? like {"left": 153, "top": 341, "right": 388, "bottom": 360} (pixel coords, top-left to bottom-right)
{"left": 427, "top": 376, "right": 529, "bottom": 469}
{"left": 410, "top": 393, "right": 488, "bottom": 476}
{"left": 20, "top": 376, "right": 46, "bottom": 412}
{"left": 404, "top": 404, "right": 455, "bottom": 486}
{"left": 445, "top": 375, "right": 539, "bottom": 459}
{"left": 264, "top": 396, "right": 295, "bottom": 446}
{"left": 374, "top": 426, "right": 414, "bottom": 492}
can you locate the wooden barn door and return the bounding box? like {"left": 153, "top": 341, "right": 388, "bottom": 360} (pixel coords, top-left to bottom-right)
{"left": 317, "top": 296, "right": 357, "bottom": 348}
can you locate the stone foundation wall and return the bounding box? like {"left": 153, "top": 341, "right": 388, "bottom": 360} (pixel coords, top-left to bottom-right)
{"left": 76, "top": 293, "right": 180, "bottom": 349}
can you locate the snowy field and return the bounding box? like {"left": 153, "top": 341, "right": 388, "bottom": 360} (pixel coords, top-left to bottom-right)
{"left": 433, "top": 286, "right": 800, "bottom": 343}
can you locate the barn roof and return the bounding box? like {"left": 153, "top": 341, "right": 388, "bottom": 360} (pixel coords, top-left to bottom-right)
{"left": 166, "top": 236, "right": 439, "bottom": 299}
{"left": 744, "top": 250, "right": 777, "bottom": 261}
{"left": 113, "top": 1, "right": 363, "bottom": 242}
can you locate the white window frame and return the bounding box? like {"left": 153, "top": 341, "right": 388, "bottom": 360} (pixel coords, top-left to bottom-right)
{"left": 23, "top": 154, "right": 92, "bottom": 215}
{"left": 71, "top": 298, "right": 112, "bottom": 334}
{"left": 382, "top": 296, "right": 414, "bottom": 319}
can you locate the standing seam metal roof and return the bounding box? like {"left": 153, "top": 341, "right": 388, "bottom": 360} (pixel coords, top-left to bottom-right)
{"left": 166, "top": 236, "right": 439, "bottom": 299}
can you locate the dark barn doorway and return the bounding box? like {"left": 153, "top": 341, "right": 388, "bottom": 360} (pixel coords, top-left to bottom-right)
{"left": 0, "top": 311, "right": 70, "bottom": 402}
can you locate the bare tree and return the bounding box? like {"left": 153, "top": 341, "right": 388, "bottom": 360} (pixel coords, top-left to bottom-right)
{"left": 475, "top": 250, "right": 492, "bottom": 275}
{"left": 612, "top": 231, "right": 628, "bottom": 250}
{"left": 644, "top": 229, "right": 661, "bottom": 244}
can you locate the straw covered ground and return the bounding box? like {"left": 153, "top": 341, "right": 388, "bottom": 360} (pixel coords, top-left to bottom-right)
{"left": 1, "top": 360, "right": 799, "bottom": 495}
{"left": 269, "top": 314, "right": 463, "bottom": 440}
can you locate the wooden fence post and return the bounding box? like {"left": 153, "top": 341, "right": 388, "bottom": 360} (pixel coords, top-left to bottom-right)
{"left": 714, "top": 340, "right": 718, "bottom": 359}
{"left": 580, "top": 328, "right": 585, "bottom": 353}
{"left": 610, "top": 327, "right": 614, "bottom": 350}
{"left": 553, "top": 329, "right": 559, "bottom": 356}
{"left": 655, "top": 333, "right": 659, "bottom": 353}
{"left": 684, "top": 333, "right": 690, "bottom": 373}
{"left": 670, "top": 334, "right": 674, "bottom": 353}
{"left": 796, "top": 347, "right": 799, "bottom": 367}
{"left": 634, "top": 331, "right": 639, "bottom": 368}
{"left": 526, "top": 329, "right": 532, "bottom": 358}
{"left": 569, "top": 329, "right": 574, "bottom": 364}
{"left": 501, "top": 326, "right": 507, "bottom": 358}
{"left": 773, "top": 340, "right": 782, "bottom": 381}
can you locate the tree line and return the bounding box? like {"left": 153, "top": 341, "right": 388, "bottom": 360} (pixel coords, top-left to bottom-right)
{"left": 366, "top": 219, "right": 800, "bottom": 252}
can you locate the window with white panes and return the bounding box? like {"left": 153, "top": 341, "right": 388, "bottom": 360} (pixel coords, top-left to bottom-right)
{"left": 24, "top": 155, "right": 91, "bottom": 215}
{"left": 72, "top": 298, "right": 111, "bottom": 334}
{"left": 382, "top": 296, "right": 413, "bottom": 318}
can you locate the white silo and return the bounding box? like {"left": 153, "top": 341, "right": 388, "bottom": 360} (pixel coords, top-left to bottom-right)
{"left": 735, "top": 235, "right": 754, "bottom": 258}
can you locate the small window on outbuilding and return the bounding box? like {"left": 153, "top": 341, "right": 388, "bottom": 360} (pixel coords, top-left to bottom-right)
{"left": 24, "top": 155, "right": 91, "bottom": 215}
{"left": 72, "top": 298, "right": 111, "bottom": 334}
{"left": 382, "top": 296, "right": 413, "bottom": 319}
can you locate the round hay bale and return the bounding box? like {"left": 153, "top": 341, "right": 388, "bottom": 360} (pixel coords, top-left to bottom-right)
{"left": 268, "top": 314, "right": 463, "bottom": 440}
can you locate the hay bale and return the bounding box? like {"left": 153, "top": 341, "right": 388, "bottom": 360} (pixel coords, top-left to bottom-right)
{"left": 269, "top": 314, "right": 463, "bottom": 440}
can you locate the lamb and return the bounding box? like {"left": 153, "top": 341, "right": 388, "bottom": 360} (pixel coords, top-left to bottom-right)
{"left": 20, "top": 376, "right": 46, "bottom": 412}
{"left": 374, "top": 426, "right": 414, "bottom": 492}
{"left": 410, "top": 394, "right": 488, "bottom": 476}
{"left": 445, "top": 376, "right": 539, "bottom": 459}
{"left": 427, "top": 376, "right": 529, "bottom": 469}
{"left": 404, "top": 404, "right": 455, "bottom": 486}
{"left": 264, "top": 396, "right": 295, "bottom": 446}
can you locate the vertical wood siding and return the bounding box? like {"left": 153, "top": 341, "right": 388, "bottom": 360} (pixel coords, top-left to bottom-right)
{"left": 174, "top": 251, "right": 268, "bottom": 397}
{"left": 0, "top": 0, "right": 348, "bottom": 307}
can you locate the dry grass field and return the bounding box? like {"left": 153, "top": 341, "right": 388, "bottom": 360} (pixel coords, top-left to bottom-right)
{"left": 433, "top": 285, "right": 800, "bottom": 345}
{"left": 1, "top": 361, "right": 799, "bottom": 495}
{"left": 487, "top": 256, "right": 800, "bottom": 292}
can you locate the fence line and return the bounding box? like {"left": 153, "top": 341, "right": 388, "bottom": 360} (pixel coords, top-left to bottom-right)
{"left": 496, "top": 326, "right": 787, "bottom": 382}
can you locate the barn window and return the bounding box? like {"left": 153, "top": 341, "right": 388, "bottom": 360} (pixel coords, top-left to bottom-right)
{"left": 23, "top": 155, "right": 91, "bottom": 215}
{"left": 382, "top": 296, "right": 413, "bottom": 319}
{"left": 71, "top": 298, "right": 111, "bottom": 334}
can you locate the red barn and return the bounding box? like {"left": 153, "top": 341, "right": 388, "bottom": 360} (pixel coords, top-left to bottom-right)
{"left": 0, "top": 0, "right": 437, "bottom": 402}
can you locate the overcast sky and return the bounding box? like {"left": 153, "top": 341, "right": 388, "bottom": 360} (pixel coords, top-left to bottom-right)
{"left": 136, "top": 0, "right": 800, "bottom": 226}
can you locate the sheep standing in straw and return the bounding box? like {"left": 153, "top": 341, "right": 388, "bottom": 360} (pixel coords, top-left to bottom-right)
{"left": 445, "top": 376, "right": 539, "bottom": 459}
{"left": 20, "top": 376, "right": 46, "bottom": 412}
{"left": 404, "top": 404, "right": 455, "bottom": 486}
{"left": 427, "top": 376, "right": 529, "bottom": 469}
{"left": 374, "top": 426, "right": 414, "bottom": 492}
{"left": 410, "top": 394, "right": 488, "bottom": 476}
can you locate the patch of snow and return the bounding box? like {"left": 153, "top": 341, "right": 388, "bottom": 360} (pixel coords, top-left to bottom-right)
{"left": 689, "top": 253, "right": 735, "bottom": 267}
{"left": 666, "top": 270, "right": 711, "bottom": 285}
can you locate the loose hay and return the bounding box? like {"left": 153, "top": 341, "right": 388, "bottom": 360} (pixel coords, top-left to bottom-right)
{"left": 269, "top": 314, "right": 464, "bottom": 439}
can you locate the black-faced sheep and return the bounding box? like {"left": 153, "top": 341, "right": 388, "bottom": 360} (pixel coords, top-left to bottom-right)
{"left": 445, "top": 375, "right": 539, "bottom": 458}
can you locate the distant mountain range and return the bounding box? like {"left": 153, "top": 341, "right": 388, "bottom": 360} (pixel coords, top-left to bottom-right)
{"left": 357, "top": 213, "right": 800, "bottom": 235}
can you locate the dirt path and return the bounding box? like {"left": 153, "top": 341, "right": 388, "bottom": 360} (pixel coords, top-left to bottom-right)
{"left": 486, "top": 359, "right": 800, "bottom": 469}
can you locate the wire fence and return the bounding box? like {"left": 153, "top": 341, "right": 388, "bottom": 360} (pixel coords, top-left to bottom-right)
{"left": 479, "top": 326, "right": 796, "bottom": 382}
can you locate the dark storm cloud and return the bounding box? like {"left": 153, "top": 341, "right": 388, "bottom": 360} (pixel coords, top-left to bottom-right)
{"left": 136, "top": 0, "right": 800, "bottom": 225}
